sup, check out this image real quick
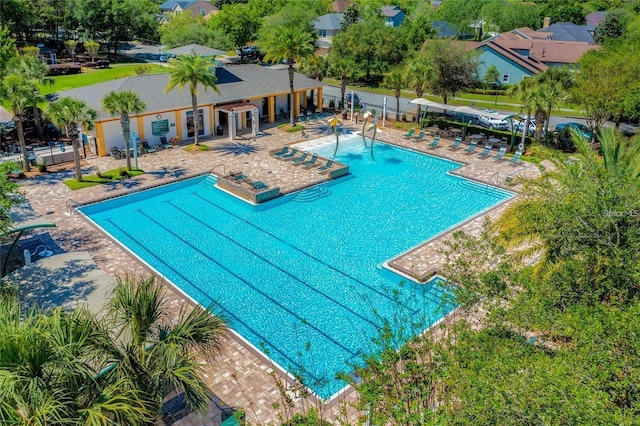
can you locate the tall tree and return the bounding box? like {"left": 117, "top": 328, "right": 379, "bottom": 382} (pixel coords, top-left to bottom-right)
{"left": 209, "top": 3, "right": 262, "bottom": 50}
{"left": 100, "top": 275, "right": 228, "bottom": 418}
{"left": 327, "top": 53, "right": 357, "bottom": 109}
{"left": 538, "top": 0, "right": 585, "bottom": 25}
{"left": 262, "top": 25, "right": 316, "bottom": 126}
{"left": 165, "top": 53, "right": 220, "bottom": 145}
{"left": 1, "top": 74, "right": 36, "bottom": 172}
{"left": 594, "top": 9, "right": 631, "bottom": 44}
{"left": 341, "top": 4, "right": 360, "bottom": 31}
{"left": 46, "top": 97, "right": 97, "bottom": 182}
{"left": 382, "top": 68, "right": 405, "bottom": 122}
{"left": 536, "top": 67, "right": 573, "bottom": 137}
{"left": 420, "top": 39, "right": 479, "bottom": 104}
{"left": 404, "top": 55, "right": 434, "bottom": 121}
{"left": 102, "top": 90, "right": 147, "bottom": 170}
{"left": 435, "top": 0, "right": 487, "bottom": 37}
{"left": 507, "top": 76, "right": 545, "bottom": 143}
{"left": 13, "top": 56, "right": 54, "bottom": 142}
{"left": 0, "top": 25, "right": 17, "bottom": 80}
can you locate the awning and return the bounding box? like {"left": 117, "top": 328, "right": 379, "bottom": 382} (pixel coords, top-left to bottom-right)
{"left": 410, "top": 98, "right": 516, "bottom": 120}
{"left": 216, "top": 103, "right": 259, "bottom": 113}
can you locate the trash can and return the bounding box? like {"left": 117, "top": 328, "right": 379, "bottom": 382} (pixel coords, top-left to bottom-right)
{"left": 216, "top": 124, "right": 224, "bottom": 136}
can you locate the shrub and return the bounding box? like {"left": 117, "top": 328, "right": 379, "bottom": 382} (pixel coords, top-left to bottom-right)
{"left": 119, "top": 168, "right": 129, "bottom": 177}
{"left": 37, "top": 161, "right": 47, "bottom": 173}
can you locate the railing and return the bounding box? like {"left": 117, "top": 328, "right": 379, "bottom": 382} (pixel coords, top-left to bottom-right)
{"left": 66, "top": 199, "right": 81, "bottom": 214}
{"left": 486, "top": 172, "right": 500, "bottom": 190}
{"left": 211, "top": 163, "right": 226, "bottom": 176}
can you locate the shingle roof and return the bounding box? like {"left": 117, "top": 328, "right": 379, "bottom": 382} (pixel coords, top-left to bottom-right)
{"left": 57, "top": 64, "right": 324, "bottom": 120}
{"left": 330, "top": 1, "right": 354, "bottom": 12}
{"left": 482, "top": 39, "right": 548, "bottom": 74}
{"left": 159, "top": 1, "right": 192, "bottom": 11}
{"left": 485, "top": 37, "right": 599, "bottom": 68}
{"left": 164, "top": 44, "right": 226, "bottom": 57}
{"left": 537, "top": 22, "right": 596, "bottom": 44}
{"left": 313, "top": 13, "right": 344, "bottom": 31}
{"left": 380, "top": 6, "right": 403, "bottom": 17}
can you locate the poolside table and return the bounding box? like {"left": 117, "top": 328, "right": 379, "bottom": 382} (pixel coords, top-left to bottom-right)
{"left": 488, "top": 137, "right": 502, "bottom": 144}
{"left": 470, "top": 134, "right": 484, "bottom": 141}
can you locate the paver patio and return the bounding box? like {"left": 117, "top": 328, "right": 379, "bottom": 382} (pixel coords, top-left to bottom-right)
{"left": 14, "top": 119, "right": 537, "bottom": 425}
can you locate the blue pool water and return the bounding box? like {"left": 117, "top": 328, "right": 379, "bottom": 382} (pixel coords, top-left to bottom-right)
{"left": 80, "top": 137, "right": 512, "bottom": 398}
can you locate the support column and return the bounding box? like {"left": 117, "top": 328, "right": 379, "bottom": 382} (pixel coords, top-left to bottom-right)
{"left": 96, "top": 122, "right": 106, "bottom": 156}
{"left": 294, "top": 92, "right": 300, "bottom": 118}
{"left": 136, "top": 115, "right": 145, "bottom": 139}
{"left": 317, "top": 87, "right": 323, "bottom": 113}
{"left": 268, "top": 96, "right": 275, "bottom": 122}
{"left": 175, "top": 110, "right": 182, "bottom": 141}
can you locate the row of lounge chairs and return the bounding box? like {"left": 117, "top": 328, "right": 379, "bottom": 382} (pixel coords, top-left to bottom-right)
{"left": 270, "top": 146, "right": 335, "bottom": 173}
{"left": 402, "top": 129, "right": 442, "bottom": 148}
{"left": 228, "top": 171, "right": 270, "bottom": 191}
{"left": 447, "top": 138, "right": 522, "bottom": 163}
{"left": 109, "top": 138, "right": 172, "bottom": 160}
{"left": 298, "top": 113, "right": 322, "bottom": 124}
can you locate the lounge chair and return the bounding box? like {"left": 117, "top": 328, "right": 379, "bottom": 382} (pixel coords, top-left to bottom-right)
{"left": 510, "top": 150, "right": 523, "bottom": 165}
{"left": 298, "top": 115, "right": 307, "bottom": 124}
{"left": 493, "top": 145, "right": 507, "bottom": 161}
{"left": 449, "top": 137, "right": 462, "bottom": 150}
{"left": 300, "top": 155, "right": 319, "bottom": 168}
{"left": 402, "top": 128, "right": 416, "bottom": 138}
{"left": 478, "top": 143, "right": 493, "bottom": 158}
{"left": 141, "top": 140, "right": 156, "bottom": 154}
{"left": 428, "top": 135, "right": 440, "bottom": 149}
{"left": 271, "top": 146, "right": 289, "bottom": 157}
{"left": 464, "top": 141, "right": 478, "bottom": 154}
{"left": 317, "top": 159, "right": 334, "bottom": 173}
{"left": 109, "top": 147, "right": 122, "bottom": 160}
{"left": 229, "top": 171, "right": 247, "bottom": 182}
{"left": 159, "top": 136, "right": 173, "bottom": 149}
{"left": 412, "top": 131, "right": 426, "bottom": 142}
{"left": 245, "top": 179, "right": 269, "bottom": 191}
{"left": 290, "top": 152, "right": 309, "bottom": 164}
{"left": 279, "top": 148, "right": 298, "bottom": 160}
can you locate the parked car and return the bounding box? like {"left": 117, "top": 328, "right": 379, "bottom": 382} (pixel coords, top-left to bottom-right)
{"left": 477, "top": 109, "right": 509, "bottom": 130}
{"left": 555, "top": 122, "right": 593, "bottom": 140}
{"left": 514, "top": 118, "right": 536, "bottom": 135}
{"left": 345, "top": 93, "right": 363, "bottom": 109}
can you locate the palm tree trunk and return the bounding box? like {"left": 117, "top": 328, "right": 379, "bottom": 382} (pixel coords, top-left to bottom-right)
{"left": 191, "top": 92, "right": 199, "bottom": 145}
{"left": 395, "top": 90, "right": 400, "bottom": 122}
{"left": 415, "top": 89, "right": 423, "bottom": 121}
{"left": 122, "top": 112, "right": 132, "bottom": 170}
{"left": 71, "top": 124, "right": 82, "bottom": 181}
{"left": 288, "top": 64, "right": 295, "bottom": 126}
{"left": 340, "top": 76, "right": 347, "bottom": 109}
{"left": 16, "top": 118, "right": 30, "bottom": 172}
{"left": 32, "top": 105, "right": 45, "bottom": 142}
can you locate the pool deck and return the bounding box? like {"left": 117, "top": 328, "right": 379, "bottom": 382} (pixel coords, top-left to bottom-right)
{"left": 16, "top": 118, "right": 538, "bottom": 425}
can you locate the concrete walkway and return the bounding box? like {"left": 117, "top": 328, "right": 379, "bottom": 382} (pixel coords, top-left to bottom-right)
{"left": 15, "top": 119, "right": 536, "bottom": 425}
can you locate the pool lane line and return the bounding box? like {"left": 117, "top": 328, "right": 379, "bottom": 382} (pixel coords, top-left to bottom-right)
{"left": 131, "top": 210, "right": 362, "bottom": 359}
{"left": 162, "top": 201, "right": 392, "bottom": 329}
{"left": 189, "top": 192, "right": 419, "bottom": 312}
{"left": 101, "top": 216, "right": 343, "bottom": 385}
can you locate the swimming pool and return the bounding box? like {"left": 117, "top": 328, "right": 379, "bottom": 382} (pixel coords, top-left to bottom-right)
{"left": 80, "top": 136, "right": 513, "bottom": 399}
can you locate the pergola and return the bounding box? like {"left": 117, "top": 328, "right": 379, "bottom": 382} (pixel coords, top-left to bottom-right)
{"left": 410, "top": 98, "right": 519, "bottom": 150}
{"left": 215, "top": 103, "right": 260, "bottom": 141}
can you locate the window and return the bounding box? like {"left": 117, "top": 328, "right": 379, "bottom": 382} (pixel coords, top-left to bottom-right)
{"left": 318, "top": 29, "right": 327, "bottom": 38}
{"left": 186, "top": 110, "right": 205, "bottom": 138}
{"left": 200, "top": 9, "right": 205, "bottom": 16}
{"left": 501, "top": 74, "right": 510, "bottom": 83}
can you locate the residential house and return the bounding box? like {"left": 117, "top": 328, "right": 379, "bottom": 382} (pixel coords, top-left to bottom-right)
{"left": 381, "top": 6, "right": 405, "bottom": 28}
{"left": 313, "top": 13, "right": 345, "bottom": 48}
{"left": 57, "top": 63, "right": 324, "bottom": 155}
{"left": 476, "top": 35, "right": 599, "bottom": 83}
{"left": 159, "top": 0, "right": 219, "bottom": 20}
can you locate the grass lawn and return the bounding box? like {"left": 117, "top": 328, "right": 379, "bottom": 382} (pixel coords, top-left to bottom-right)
{"left": 40, "top": 64, "right": 168, "bottom": 96}
{"left": 64, "top": 167, "right": 144, "bottom": 190}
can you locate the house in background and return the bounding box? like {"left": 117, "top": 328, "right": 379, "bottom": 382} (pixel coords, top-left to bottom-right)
{"left": 57, "top": 63, "right": 324, "bottom": 155}
{"left": 536, "top": 21, "right": 597, "bottom": 44}
{"left": 313, "top": 13, "right": 346, "bottom": 49}
{"left": 381, "top": 6, "right": 405, "bottom": 27}
{"left": 159, "top": 0, "right": 219, "bottom": 21}
{"left": 475, "top": 35, "right": 599, "bottom": 83}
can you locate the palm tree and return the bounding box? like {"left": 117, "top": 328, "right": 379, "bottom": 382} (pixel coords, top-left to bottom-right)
{"left": 47, "top": 97, "right": 97, "bottom": 182}
{"left": 327, "top": 55, "right": 356, "bottom": 110}
{"left": 535, "top": 67, "right": 574, "bottom": 137}
{"left": 14, "top": 56, "right": 54, "bottom": 142}
{"left": 382, "top": 68, "right": 405, "bottom": 122}
{"left": 1, "top": 73, "right": 36, "bottom": 172}
{"left": 404, "top": 56, "right": 433, "bottom": 121}
{"left": 0, "top": 294, "right": 151, "bottom": 425}
{"left": 102, "top": 90, "right": 146, "bottom": 170}
{"left": 262, "top": 25, "right": 316, "bottom": 126}
{"left": 165, "top": 53, "right": 220, "bottom": 146}
{"left": 101, "top": 275, "right": 228, "bottom": 417}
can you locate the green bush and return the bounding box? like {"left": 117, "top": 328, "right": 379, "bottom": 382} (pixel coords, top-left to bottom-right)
{"left": 119, "top": 168, "right": 129, "bottom": 177}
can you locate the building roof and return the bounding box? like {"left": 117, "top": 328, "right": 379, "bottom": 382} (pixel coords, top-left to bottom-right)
{"left": 184, "top": 0, "right": 219, "bottom": 17}
{"left": 483, "top": 37, "right": 599, "bottom": 69}
{"left": 330, "top": 1, "right": 354, "bottom": 12}
{"left": 57, "top": 64, "right": 324, "bottom": 120}
{"left": 164, "top": 43, "right": 226, "bottom": 57}
{"left": 536, "top": 22, "right": 596, "bottom": 44}
{"left": 159, "top": 0, "right": 192, "bottom": 11}
{"left": 313, "top": 13, "right": 345, "bottom": 31}
{"left": 380, "top": 6, "right": 404, "bottom": 18}
{"left": 506, "top": 27, "right": 552, "bottom": 40}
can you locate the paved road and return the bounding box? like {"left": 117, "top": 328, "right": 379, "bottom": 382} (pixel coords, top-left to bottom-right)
{"left": 322, "top": 85, "right": 638, "bottom": 135}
